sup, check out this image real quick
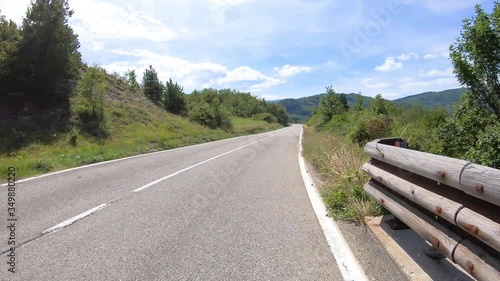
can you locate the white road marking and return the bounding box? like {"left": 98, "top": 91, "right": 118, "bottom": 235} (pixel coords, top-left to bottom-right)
{"left": 298, "top": 126, "right": 369, "bottom": 281}
{"left": 43, "top": 204, "right": 108, "bottom": 234}
{"left": 132, "top": 136, "right": 271, "bottom": 193}
{"left": 1, "top": 127, "right": 289, "bottom": 187}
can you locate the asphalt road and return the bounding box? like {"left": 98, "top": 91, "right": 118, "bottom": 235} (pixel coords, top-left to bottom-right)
{"left": 1, "top": 124, "right": 346, "bottom": 280}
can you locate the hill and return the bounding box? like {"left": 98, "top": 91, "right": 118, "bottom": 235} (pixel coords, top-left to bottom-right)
{"left": 0, "top": 70, "right": 282, "bottom": 179}
{"left": 278, "top": 93, "right": 374, "bottom": 122}
{"left": 277, "top": 88, "right": 466, "bottom": 122}
{"left": 393, "top": 88, "right": 466, "bottom": 109}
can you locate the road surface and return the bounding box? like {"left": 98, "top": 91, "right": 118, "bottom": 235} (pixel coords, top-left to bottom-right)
{"left": 1, "top": 125, "right": 348, "bottom": 280}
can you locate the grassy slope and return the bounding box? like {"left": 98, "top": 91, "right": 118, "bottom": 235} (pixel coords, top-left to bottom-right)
{"left": 0, "top": 74, "right": 281, "bottom": 180}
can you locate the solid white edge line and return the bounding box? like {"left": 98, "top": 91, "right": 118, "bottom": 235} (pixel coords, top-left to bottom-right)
{"left": 132, "top": 135, "right": 271, "bottom": 193}
{"left": 1, "top": 127, "right": 290, "bottom": 187}
{"left": 43, "top": 203, "right": 108, "bottom": 234}
{"left": 298, "top": 125, "right": 368, "bottom": 281}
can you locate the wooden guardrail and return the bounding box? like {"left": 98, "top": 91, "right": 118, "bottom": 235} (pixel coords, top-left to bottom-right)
{"left": 362, "top": 138, "right": 500, "bottom": 281}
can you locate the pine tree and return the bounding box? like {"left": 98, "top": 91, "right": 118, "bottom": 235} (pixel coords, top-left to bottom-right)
{"left": 164, "top": 78, "right": 187, "bottom": 114}
{"left": 14, "top": 0, "right": 81, "bottom": 110}
{"left": 141, "top": 65, "right": 163, "bottom": 105}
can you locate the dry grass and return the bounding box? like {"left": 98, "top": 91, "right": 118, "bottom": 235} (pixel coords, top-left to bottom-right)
{"left": 302, "top": 126, "right": 385, "bottom": 223}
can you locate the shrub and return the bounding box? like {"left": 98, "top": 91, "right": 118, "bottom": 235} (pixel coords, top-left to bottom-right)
{"left": 252, "top": 113, "right": 277, "bottom": 123}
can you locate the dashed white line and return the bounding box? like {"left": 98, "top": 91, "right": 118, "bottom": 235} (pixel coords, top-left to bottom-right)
{"left": 1, "top": 127, "right": 289, "bottom": 187}
{"left": 43, "top": 204, "right": 108, "bottom": 234}
{"left": 132, "top": 136, "right": 270, "bottom": 193}
{"left": 298, "top": 125, "right": 369, "bottom": 281}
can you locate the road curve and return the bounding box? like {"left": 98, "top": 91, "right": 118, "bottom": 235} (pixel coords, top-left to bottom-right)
{"left": 1, "top": 125, "right": 345, "bottom": 280}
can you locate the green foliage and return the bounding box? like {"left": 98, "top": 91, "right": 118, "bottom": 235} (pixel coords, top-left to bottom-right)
{"left": 189, "top": 97, "right": 232, "bottom": 130}
{"left": 164, "top": 78, "right": 187, "bottom": 115}
{"left": 395, "top": 88, "right": 466, "bottom": 109}
{"left": 186, "top": 88, "right": 289, "bottom": 127}
{"left": 371, "top": 94, "right": 388, "bottom": 116}
{"left": 141, "top": 65, "right": 163, "bottom": 106}
{"left": 125, "top": 70, "right": 141, "bottom": 94}
{"left": 349, "top": 115, "right": 392, "bottom": 145}
{"left": 439, "top": 92, "right": 499, "bottom": 167}
{"left": 0, "top": 12, "right": 21, "bottom": 79}
{"left": 78, "top": 66, "right": 106, "bottom": 115}
{"left": 450, "top": 3, "right": 500, "bottom": 119}
{"left": 317, "top": 86, "right": 349, "bottom": 125}
{"left": 252, "top": 113, "right": 277, "bottom": 124}
{"left": 13, "top": 0, "right": 81, "bottom": 109}
{"left": 75, "top": 66, "right": 108, "bottom": 139}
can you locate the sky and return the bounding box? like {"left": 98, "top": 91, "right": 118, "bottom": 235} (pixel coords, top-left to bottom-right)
{"left": 0, "top": 0, "right": 494, "bottom": 100}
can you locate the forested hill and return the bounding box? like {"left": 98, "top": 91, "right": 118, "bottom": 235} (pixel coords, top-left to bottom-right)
{"left": 277, "top": 93, "right": 374, "bottom": 122}
{"left": 392, "top": 88, "right": 467, "bottom": 109}
{"left": 277, "top": 88, "right": 466, "bottom": 122}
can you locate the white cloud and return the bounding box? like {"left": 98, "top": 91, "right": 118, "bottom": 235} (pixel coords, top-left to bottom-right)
{"left": 70, "top": 0, "right": 177, "bottom": 43}
{"left": 366, "top": 82, "right": 390, "bottom": 89}
{"left": 397, "top": 53, "right": 419, "bottom": 61}
{"left": 423, "top": 53, "right": 439, "bottom": 59}
{"left": 400, "top": 77, "right": 459, "bottom": 93}
{"left": 216, "top": 66, "right": 269, "bottom": 84}
{"left": 420, "top": 67, "right": 454, "bottom": 77}
{"left": 361, "top": 78, "right": 390, "bottom": 89}
{"left": 211, "top": 0, "right": 255, "bottom": 7}
{"left": 106, "top": 49, "right": 283, "bottom": 92}
{"left": 275, "top": 64, "right": 311, "bottom": 78}
{"left": 375, "top": 57, "right": 403, "bottom": 72}
{"left": 250, "top": 78, "right": 284, "bottom": 92}
{"left": 325, "top": 60, "right": 342, "bottom": 70}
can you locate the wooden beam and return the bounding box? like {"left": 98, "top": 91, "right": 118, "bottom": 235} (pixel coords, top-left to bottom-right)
{"left": 363, "top": 162, "right": 500, "bottom": 253}
{"left": 364, "top": 140, "right": 500, "bottom": 206}
{"left": 461, "top": 164, "right": 500, "bottom": 206}
{"left": 362, "top": 162, "right": 461, "bottom": 223}
{"left": 456, "top": 208, "right": 500, "bottom": 253}
{"left": 454, "top": 239, "right": 500, "bottom": 281}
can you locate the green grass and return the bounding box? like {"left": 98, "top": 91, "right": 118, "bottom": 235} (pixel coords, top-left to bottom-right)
{"left": 231, "top": 117, "right": 281, "bottom": 133}
{"left": 0, "top": 75, "right": 282, "bottom": 181}
{"left": 302, "top": 126, "right": 385, "bottom": 223}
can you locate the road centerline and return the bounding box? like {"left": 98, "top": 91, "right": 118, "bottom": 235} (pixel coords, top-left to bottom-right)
{"left": 132, "top": 136, "right": 271, "bottom": 193}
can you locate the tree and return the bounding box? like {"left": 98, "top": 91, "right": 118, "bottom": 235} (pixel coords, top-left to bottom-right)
{"left": 14, "top": 0, "right": 82, "bottom": 110}
{"left": 125, "top": 70, "right": 140, "bottom": 94}
{"left": 141, "top": 65, "right": 163, "bottom": 106}
{"left": 164, "top": 78, "right": 187, "bottom": 115}
{"left": 0, "top": 12, "right": 22, "bottom": 101}
{"left": 371, "top": 94, "right": 388, "bottom": 116}
{"left": 317, "top": 86, "right": 347, "bottom": 123}
{"left": 75, "top": 66, "right": 108, "bottom": 138}
{"left": 78, "top": 66, "right": 106, "bottom": 116}
{"left": 450, "top": 3, "right": 500, "bottom": 119}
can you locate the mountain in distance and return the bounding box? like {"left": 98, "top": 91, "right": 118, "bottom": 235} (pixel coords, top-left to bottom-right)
{"left": 393, "top": 88, "right": 466, "bottom": 109}
{"left": 276, "top": 88, "right": 467, "bottom": 122}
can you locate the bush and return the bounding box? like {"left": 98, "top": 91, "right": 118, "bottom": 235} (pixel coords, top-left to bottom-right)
{"left": 349, "top": 116, "right": 392, "bottom": 145}
{"left": 252, "top": 113, "right": 277, "bottom": 123}
{"left": 189, "top": 103, "right": 232, "bottom": 130}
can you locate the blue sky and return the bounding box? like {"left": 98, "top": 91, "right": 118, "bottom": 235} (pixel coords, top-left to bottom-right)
{"left": 0, "top": 0, "right": 494, "bottom": 100}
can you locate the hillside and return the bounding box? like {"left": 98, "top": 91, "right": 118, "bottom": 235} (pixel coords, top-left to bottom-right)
{"left": 0, "top": 70, "right": 282, "bottom": 179}
{"left": 393, "top": 88, "right": 466, "bottom": 109}
{"left": 277, "top": 88, "right": 466, "bottom": 122}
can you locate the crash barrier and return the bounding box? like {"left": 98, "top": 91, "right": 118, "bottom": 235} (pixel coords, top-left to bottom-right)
{"left": 362, "top": 138, "right": 500, "bottom": 281}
